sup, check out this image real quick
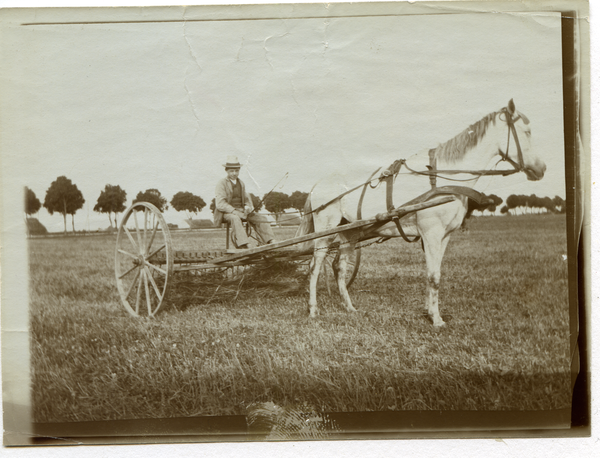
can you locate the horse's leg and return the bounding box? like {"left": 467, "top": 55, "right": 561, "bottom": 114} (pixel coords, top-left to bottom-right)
{"left": 421, "top": 227, "right": 452, "bottom": 327}
{"left": 332, "top": 241, "right": 357, "bottom": 313}
{"left": 308, "top": 238, "right": 331, "bottom": 317}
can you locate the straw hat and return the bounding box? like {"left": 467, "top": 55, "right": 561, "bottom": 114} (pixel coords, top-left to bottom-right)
{"left": 223, "top": 156, "right": 242, "bottom": 169}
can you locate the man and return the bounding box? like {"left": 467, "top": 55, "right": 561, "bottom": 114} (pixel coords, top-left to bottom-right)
{"left": 213, "top": 156, "right": 275, "bottom": 249}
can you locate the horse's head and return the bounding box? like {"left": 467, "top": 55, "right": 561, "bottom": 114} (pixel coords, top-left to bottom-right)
{"left": 498, "top": 99, "right": 546, "bottom": 181}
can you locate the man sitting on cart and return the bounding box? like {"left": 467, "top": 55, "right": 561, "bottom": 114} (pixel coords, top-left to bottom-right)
{"left": 214, "top": 156, "right": 275, "bottom": 249}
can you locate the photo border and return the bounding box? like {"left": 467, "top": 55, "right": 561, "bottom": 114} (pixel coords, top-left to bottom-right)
{"left": 1, "top": 0, "right": 591, "bottom": 446}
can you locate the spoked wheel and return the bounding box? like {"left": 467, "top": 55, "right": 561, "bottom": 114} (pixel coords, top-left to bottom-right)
{"left": 321, "top": 245, "right": 361, "bottom": 294}
{"left": 115, "top": 202, "right": 174, "bottom": 317}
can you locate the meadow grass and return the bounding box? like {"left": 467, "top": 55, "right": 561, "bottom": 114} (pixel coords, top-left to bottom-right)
{"left": 29, "top": 215, "right": 571, "bottom": 422}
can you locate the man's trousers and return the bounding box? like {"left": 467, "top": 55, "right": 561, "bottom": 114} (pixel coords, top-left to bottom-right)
{"left": 223, "top": 212, "right": 274, "bottom": 246}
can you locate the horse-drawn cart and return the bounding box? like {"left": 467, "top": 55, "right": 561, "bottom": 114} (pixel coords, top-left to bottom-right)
{"left": 114, "top": 100, "right": 543, "bottom": 325}
{"left": 114, "top": 195, "right": 455, "bottom": 317}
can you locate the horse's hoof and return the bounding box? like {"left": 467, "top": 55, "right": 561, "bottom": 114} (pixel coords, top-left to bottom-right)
{"left": 432, "top": 321, "right": 446, "bottom": 328}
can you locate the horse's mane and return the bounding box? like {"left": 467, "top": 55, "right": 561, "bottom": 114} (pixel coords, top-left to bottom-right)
{"left": 433, "top": 111, "right": 499, "bottom": 163}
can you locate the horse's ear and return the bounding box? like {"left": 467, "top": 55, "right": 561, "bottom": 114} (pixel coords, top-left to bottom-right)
{"left": 507, "top": 99, "right": 516, "bottom": 115}
{"left": 517, "top": 110, "right": 530, "bottom": 125}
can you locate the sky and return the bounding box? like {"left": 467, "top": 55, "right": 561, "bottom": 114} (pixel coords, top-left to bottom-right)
{"left": 0, "top": 1, "right": 596, "bottom": 457}
{"left": 1, "top": 5, "right": 566, "bottom": 231}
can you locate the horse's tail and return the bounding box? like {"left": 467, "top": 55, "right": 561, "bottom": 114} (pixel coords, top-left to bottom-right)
{"left": 295, "top": 195, "right": 315, "bottom": 253}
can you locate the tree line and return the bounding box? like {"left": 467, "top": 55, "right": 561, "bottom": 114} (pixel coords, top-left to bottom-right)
{"left": 500, "top": 194, "right": 566, "bottom": 215}
{"left": 208, "top": 191, "right": 308, "bottom": 216}
{"left": 25, "top": 177, "right": 566, "bottom": 234}
{"left": 467, "top": 193, "right": 565, "bottom": 217}
{"left": 25, "top": 176, "right": 311, "bottom": 234}
{"left": 465, "top": 193, "right": 566, "bottom": 217}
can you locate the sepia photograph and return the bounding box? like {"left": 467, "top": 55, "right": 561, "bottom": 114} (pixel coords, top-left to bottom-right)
{"left": 0, "top": 0, "right": 591, "bottom": 447}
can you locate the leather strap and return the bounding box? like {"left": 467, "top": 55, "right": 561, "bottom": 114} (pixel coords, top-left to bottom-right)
{"left": 385, "top": 175, "right": 395, "bottom": 212}
{"left": 392, "top": 217, "right": 421, "bottom": 243}
{"left": 358, "top": 168, "right": 381, "bottom": 219}
{"left": 400, "top": 185, "right": 486, "bottom": 207}
{"left": 428, "top": 148, "right": 437, "bottom": 189}
{"left": 381, "top": 160, "right": 406, "bottom": 212}
{"left": 402, "top": 161, "right": 519, "bottom": 178}
{"left": 306, "top": 168, "right": 382, "bottom": 216}
{"left": 498, "top": 108, "right": 525, "bottom": 172}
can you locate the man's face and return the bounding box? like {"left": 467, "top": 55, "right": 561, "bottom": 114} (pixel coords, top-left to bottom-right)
{"left": 226, "top": 168, "right": 240, "bottom": 180}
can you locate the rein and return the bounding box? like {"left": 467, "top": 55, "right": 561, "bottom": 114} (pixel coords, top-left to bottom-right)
{"left": 306, "top": 105, "right": 527, "bottom": 242}
{"left": 400, "top": 161, "right": 520, "bottom": 179}
{"left": 387, "top": 107, "right": 526, "bottom": 182}
{"left": 378, "top": 105, "right": 527, "bottom": 241}
{"left": 250, "top": 172, "right": 289, "bottom": 216}
{"left": 304, "top": 169, "right": 382, "bottom": 217}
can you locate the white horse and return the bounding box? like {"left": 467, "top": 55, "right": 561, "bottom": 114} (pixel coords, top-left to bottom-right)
{"left": 298, "top": 99, "right": 546, "bottom": 326}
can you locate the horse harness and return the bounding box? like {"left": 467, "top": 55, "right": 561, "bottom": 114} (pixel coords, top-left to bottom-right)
{"left": 307, "top": 106, "right": 528, "bottom": 244}
{"left": 379, "top": 107, "right": 528, "bottom": 243}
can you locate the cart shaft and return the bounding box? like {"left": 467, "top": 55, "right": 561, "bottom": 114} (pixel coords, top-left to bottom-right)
{"left": 211, "top": 195, "right": 456, "bottom": 264}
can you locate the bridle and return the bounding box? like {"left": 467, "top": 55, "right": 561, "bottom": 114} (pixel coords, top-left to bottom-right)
{"left": 386, "top": 105, "right": 530, "bottom": 182}
{"left": 374, "top": 104, "right": 530, "bottom": 231}
{"left": 497, "top": 107, "right": 528, "bottom": 174}
{"left": 305, "top": 105, "right": 530, "bottom": 218}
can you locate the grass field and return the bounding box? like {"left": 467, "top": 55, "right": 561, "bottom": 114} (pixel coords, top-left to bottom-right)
{"left": 29, "top": 214, "right": 571, "bottom": 423}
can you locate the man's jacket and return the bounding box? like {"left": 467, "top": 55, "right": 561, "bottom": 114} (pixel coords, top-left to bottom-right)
{"left": 213, "top": 177, "right": 254, "bottom": 226}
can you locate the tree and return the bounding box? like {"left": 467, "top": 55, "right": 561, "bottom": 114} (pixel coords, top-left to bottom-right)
{"left": 540, "top": 196, "right": 555, "bottom": 214}
{"left": 249, "top": 193, "right": 263, "bottom": 212}
{"left": 43, "top": 176, "right": 85, "bottom": 233}
{"left": 485, "top": 194, "right": 503, "bottom": 214}
{"left": 25, "top": 187, "right": 41, "bottom": 216}
{"left": 506, "top": 194, "right": 521, "bottom": 215}
{"left": 290, "top": 191, "right": 309, "bottom": 215}
{"left": 133, "top": 189, "right": 167, "bottom": 212}
{"left": 553, "top": 196, "right": 566, "bottom": 213}
{"left": 263, "top": 191, "right": 291, "bottom": 215}
{"left": 170, "top": 191, "right": 207, "bottom": 219}
{"left": 66, "top": 188, "right": 85, "bottom": 232}
{"left": 94, "top": 184, "right": 127, "bottom": 228}
{"left": 527, "top": 194, "right": 540, "bottom": 213}
{"left": 210, "top": 198, "right": 216, "bottom": 213}
{"left": 465, "top": 193, "right": 503, "bottom": 218}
